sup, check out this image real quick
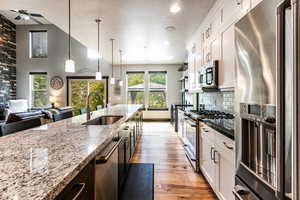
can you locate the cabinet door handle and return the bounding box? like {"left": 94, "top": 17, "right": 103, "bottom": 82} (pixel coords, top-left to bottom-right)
{"left": 71, "top": 183, "right": 86, "bottom": 200}
{"left": 213, "top": 150, "right": 218, "bottom": 164}
{"left": 210, "top": 147, "right": 215, "bottom": 160}
{"left": 223, "top": 142, "right": 234, "bottom": 150}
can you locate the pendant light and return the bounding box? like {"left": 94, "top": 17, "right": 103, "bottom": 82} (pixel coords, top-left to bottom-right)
{"left": 110, "top": 38, "right": 115, "bottom": 85}
{"left": 65, "top": 0, "right": 75, "bottom": 73}
{"left": 95, "top": 18, "right": 102, "bottom": 80}
{"left": 119, "top": 50, "right": 123, "bottom": 87}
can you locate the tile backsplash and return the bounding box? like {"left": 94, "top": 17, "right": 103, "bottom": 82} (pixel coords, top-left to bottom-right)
{"left": 199, "top": 91, "right": 235, "bottom": 113}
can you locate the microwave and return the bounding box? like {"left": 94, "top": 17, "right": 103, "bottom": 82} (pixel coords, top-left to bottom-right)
{"left": 198, "top": 60, "right": 218, "bottom": 89}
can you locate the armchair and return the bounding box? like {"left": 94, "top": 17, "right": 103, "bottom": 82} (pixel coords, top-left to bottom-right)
{"left": 4, "top": 100, "right": 29, "bottom": 120}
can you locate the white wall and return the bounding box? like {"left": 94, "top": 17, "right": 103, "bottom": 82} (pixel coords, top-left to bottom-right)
{"left": 16, "top": 24, "right": 112, "bottom": 106}
{"left": 112, "top": 64, "right": 182, "bottom": 119}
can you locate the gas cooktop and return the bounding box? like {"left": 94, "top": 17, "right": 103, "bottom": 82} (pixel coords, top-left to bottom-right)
{"left": 188, "top": 110, "right": 235, "bottom": 140}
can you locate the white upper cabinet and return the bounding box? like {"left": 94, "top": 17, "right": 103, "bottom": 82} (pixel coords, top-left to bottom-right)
{"left": 186, "top": 0, "right": 264, "bottom": 90}
{"left": 251, "top": 0, "right": 263, "bottom": 8}
{"left": 187, "top": 47, "right": 197, "bottom": 90}
{"left": 220, "top": 23, "right": 235, "bottom": 89}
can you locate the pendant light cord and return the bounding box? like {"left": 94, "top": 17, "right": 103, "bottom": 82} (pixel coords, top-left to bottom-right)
{"left": 120, "top": 50, "right": 122, "bottom": 77}
{"left": 68, "top": 0, "right": 71, "bottom": 59}
{"left": 96, "top": 19, "right": 101, "bottom": 72}
{"left": 111, "top": 39, "right": 114, "bottom": 77}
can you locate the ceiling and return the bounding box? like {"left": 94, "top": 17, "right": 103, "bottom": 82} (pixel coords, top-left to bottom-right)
{"left": 0, "top": 0, "right": 216, "bottom": 64}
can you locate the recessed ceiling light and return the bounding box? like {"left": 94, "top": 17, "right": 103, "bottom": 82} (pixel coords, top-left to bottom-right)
{"left": 170, "top": 3, "right": 181, "bottom": 13}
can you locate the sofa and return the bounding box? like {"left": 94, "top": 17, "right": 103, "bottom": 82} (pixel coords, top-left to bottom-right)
{"left": 3, "top": 99, "right": 73, "bottom": 123}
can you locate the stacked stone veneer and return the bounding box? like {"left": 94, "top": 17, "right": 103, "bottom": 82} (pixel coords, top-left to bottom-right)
{"left": 0, "top": 14, "right": 16, "bottom": 104}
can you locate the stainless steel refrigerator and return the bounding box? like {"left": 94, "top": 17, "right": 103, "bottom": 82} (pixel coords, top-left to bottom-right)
{"left": 234, "top": 0, "right": 300, "bottom": 199}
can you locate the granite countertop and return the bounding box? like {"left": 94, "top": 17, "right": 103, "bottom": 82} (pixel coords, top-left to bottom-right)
{"left": 0, "top": 104, "right": 142, "bottom": 200}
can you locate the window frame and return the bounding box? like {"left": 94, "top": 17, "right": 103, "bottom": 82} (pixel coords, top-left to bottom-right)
{"left": 29, "top": 72, "right": 49, "bottom": 108}
{"left": 148, "top": 71, "right": 168, "bottom": 110}
{"left": 66, "top": 76, "right": 109, "bottom": 107}
{"left": 126, "top": 70, "right": 168, "bottom": 111}
{"left": 126, "top": 71, "right": 146, "bottom": 106}
{"left": 29, "top": 30, "right": 48, "bottom": 59}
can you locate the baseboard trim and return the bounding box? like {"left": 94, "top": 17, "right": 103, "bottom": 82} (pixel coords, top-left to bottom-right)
{"left": 143, "top": 119, "right": 170, "bottom": 122}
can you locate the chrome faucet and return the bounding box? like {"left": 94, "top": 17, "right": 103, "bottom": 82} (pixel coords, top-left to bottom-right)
{"left": 86, "top": 91, "right": 101, "bottom": 121}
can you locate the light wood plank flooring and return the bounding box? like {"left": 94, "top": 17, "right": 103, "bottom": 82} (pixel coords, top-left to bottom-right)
{"left": 131, "top": 122, "right": 217, "bottom": 200}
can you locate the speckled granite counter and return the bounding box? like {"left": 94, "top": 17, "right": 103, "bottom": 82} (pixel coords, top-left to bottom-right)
{"left": 0, "top": 104, "right": 142, "bottom": 200}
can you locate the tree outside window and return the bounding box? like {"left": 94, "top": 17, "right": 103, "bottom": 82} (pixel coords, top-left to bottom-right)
{"left": 127, "top": 72, "right": 145, "bottom": 105}
{"left": 149, "top": 72, "right": 167, "bottom": 109}
{"left": 69, "top": 79, "right": 106, "bottom": 116}
{"left": 126, "top": 71, "right": 167, "bottom": 109}
{"left": 30, "top": 73, "right": 49, "bottom": 107}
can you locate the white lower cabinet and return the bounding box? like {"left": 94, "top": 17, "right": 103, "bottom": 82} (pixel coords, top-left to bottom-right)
{"left": 200, "top": 124, "right": 235, "bottom": 200}
{"left": 215, "top": 144, "right": 235, "bottom": 200}
{"left": 200, "top": 134, "right": 216, "bottom": 187}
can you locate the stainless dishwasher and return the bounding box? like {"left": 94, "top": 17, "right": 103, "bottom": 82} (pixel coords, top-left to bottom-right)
{"left": 95, "top": 127, "right": 130, "bottom": 200}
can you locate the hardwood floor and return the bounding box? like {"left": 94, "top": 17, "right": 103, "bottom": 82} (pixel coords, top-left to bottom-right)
{"left": 131, "top": 122, "right": 217, "bottom": 200}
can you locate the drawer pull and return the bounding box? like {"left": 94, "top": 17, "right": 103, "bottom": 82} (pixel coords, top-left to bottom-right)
{"left": 72, "top": 183, "right": 86, "bottom": 200}
{"left": 223, "top": 142, "right": 234, "bottom": 150}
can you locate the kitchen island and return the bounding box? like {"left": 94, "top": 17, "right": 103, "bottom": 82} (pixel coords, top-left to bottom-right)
{"left": 0, "top": 104, "right": 142, "bottom": 200}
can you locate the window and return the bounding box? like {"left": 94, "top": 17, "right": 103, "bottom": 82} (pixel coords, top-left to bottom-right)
{"left": 148, "top": 71, "right": 167, "bottom": 109}
{"left": 29, "top": 73, "right": 49, "bottom": 107}
{"left": 126, "top": 71, "right": 168, "bottom": 110}
{"left": 68, "top": 77, "right": 108, "bottom": 116}
{"left": 29, "top": 30, "right": 48, "bottom": 58}
{"left": 127, "top": 72, "right": 145, "bottom": 105}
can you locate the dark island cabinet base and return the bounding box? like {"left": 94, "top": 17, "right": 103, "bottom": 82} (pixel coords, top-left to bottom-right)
{"left": 54, "top": 160, "right": 95, "bottom": 200}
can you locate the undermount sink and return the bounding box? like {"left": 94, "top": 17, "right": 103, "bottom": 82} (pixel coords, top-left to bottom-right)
{"left": 83, "top": 115, "right": 123, "bottom": 126}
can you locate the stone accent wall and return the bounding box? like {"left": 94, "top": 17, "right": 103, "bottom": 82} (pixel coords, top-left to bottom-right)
{"left": 0, "top": 14, "right": 16, "bottom": 104}
{"left": 199, "top": 90, "right": 235, "bottom": 113}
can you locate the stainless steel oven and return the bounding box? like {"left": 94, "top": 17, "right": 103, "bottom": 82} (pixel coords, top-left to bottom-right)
{"left": 183, "top": 114, "right": 200, "bottom": 172}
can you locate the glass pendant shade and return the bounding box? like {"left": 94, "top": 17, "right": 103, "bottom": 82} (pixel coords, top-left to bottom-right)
{"left": 65, "top": 59, "right": 75, "bottom": 73}
{"left": 95, "top": 71, "right": 102, "bottom": 80}
{"left": 119, "top": 80, "right": 123, "bottom": 87}
{"left": 110, "top": 77, "right": 115, "bottom": 85}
